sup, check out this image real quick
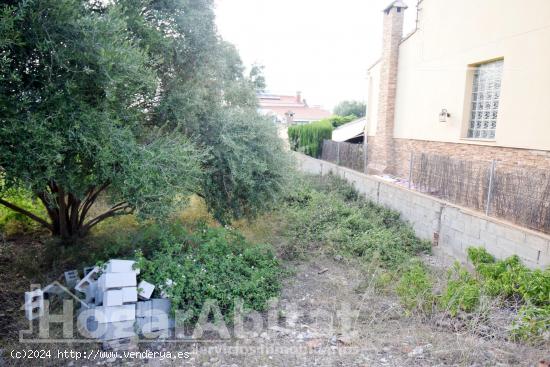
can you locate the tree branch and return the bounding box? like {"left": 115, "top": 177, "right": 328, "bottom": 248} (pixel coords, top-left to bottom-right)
{"left": 78, "top": 181, "right": 110, "bottom": 227}
{"left": 37, "top": 192, "right": 59, "bottom": 232}
{"left": 80, "top": 202, "right": 133, "bottom": 234}
{"left": 0, "top": 198, "right": 53, "bottom": 231}
{"left": 68, "top": 193, "right": 80, "bottom": 235}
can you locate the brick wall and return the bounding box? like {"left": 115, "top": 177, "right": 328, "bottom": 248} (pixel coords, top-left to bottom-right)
{"left": 296, "top": 152, "right": 550, "bottom": 269}
{"left": 391, "top": 138, "right": 550, "bottom": 178}
{"left": 369, "top": 4, "right": 406, "bottom": 174}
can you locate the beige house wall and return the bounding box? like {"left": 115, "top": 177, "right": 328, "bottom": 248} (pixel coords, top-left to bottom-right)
{"left": 366, "top": 61, "right": 380, "bottom": 137}
{"left": 392, "top": 0, "right": 550, "bottom": 151}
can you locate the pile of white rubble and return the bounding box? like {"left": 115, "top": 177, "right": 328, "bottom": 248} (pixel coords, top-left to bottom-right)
{"left": 24, "top": 259, "right": 174, "bottom": 348}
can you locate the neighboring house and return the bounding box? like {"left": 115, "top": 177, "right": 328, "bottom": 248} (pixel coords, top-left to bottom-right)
{"left": 366, "top": 0, "right": 550, "bottom": 176}
{"left": 332, "top": 117, "right": 366, "bottom": 144}
{"left": 258, "top": 92, "right": 332, "bottom": 124}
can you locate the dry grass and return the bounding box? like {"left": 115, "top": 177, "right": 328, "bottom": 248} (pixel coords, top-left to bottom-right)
{"left": 175, "top": 195, "right": 218, "bottom": 228}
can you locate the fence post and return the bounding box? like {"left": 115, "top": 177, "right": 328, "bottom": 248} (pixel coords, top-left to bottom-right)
{"left": 336, "top": 142, "right": 340, "bottom": 166}
{"left": 408, "top": 152, "right": 414, "bottom": 189}
{"left": 485, "top": 159, "right": 496, "bottom": 216}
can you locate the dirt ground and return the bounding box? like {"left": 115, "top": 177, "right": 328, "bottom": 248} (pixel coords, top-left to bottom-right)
{"left": 171, "top": 255, "right": 548, "bottom": 367}
{"left": 1, "top": 235, "right": 549, "bottom": 366}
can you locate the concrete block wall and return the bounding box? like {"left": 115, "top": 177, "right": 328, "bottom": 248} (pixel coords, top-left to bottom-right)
{"left": 295, "top": 153, "right": 550, "bottom": 268}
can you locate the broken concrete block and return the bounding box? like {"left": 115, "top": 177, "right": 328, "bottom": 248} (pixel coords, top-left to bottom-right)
{"left": 24, "top": 289, "right": 44, "bottom": 320}
{"left": 103, "top": 289, "right": 123, "bottom": 307}
{"left": 122, "top": 287, "right": 137, "bottom": 303}
{"left": 137, "top": 316, "right": 172, "bottom": 338}
{"left": 99, "top": 272, "right": 136, "bottom": 289}
{"left": 137, "top": 280, "right": 154, "bottom": 300}
{"left": 85, "top": 281, "right": 97, "bottom": 304}
{"left": 74, "top": 266, "right": 100, "bottom": 293}
{"left": 135, "top": 317, "right": 149, "bottom": 334}
{"left": 105, "top": 259, "right": 139, "bottom": 274}
{"left": 94, "top": 304, "right": 135, "bottom": 323}
{"left": 42, "top": 283, "right": 65, "bottom": 298}
{"left": 151, "top": 298, "right": 171, "bottom": 316}
{"left": 135, "top": 299, "right": 172, "bottom": 337}
{"left": 95, "top": 287, "right": 103, "bottom": 306}
{"left": 135, "top": 300, "right": 152, "bottom": 318}
{"left": 99, "top": 320, "right": 137, "bottom": 341}
{"left": 150, "top": 313, "right": 171, "bottom": 332}
{"left": 64, "top": 270, "right": 80, "bottom": 289}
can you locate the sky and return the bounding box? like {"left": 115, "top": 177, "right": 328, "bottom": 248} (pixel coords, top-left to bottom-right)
{"left": 215, "top": 0, "right": 417, "bottom": 111}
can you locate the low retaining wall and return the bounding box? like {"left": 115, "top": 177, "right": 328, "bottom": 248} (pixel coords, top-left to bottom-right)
{"left": 296, "top": 153, "right": 550, "bottom": 269}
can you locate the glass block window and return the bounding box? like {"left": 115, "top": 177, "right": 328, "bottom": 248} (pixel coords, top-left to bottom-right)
{"left": 467, "top": 60, "right": 503, "bottom": 139}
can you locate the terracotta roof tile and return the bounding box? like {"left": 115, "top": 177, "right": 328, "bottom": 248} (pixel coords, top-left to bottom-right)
{"left": 258, "top": 93, "right": 331, "bottom": 122}
{"left": 264, "top": 105, "right": 332, "bottom": 121}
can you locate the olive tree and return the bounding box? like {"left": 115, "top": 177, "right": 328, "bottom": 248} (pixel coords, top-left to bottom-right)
{"left": 119, "top": 0, "right": 292, "bottom": 222}
{"left": 333, "top": 100, "right": 367, "bottom": 118}
{"left": 0, "top": 0, "right": 291, "bottom": 241}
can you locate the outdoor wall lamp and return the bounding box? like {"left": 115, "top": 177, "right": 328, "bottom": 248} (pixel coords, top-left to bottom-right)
{"left": 439, "top": 109, "right": 451, "bottom": 122}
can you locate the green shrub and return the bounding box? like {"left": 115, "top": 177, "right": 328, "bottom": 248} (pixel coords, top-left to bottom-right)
{"left": 308, "top": 174, "right": 360, "bottom": 202}
{"left": 428, "top": 247, "right": 550, "bottom": 341}
{"left": 288, "top": 120, "right": 333, "bottom": 157}
{"left": 281, "top": 174, "right": 431, "bottom": 267}
{"left": 440, "top": 262, "right": 481, "bottom": 316}
{"left": 396, "top": 263, "right": 434, "bottom": 314}
{"left": 467, "top": 247, "right": 550, "bottom": 306}
{"left": 511, "top": 304, "right": 550, "bottom": 343}
{"left": 467, "top": 246, "right": 496, "bottom": 266}
{"left": 316, "top": 115, "right": 357, "bottom": 128}
{"left": 136, "top": 224, "right": 282, "bottom": 323}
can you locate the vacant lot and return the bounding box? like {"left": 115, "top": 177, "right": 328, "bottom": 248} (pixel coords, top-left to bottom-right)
{"left": 1, "top": 175, "right": 548, "bottom": 366}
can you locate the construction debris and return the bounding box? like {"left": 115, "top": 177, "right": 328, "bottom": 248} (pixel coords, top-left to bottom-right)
{"left": 83, "top": 266, "right": 96, "bottom": 276}
{"left": 24, "top": 288, "right": 44, "bottom": 320}
{"left": 64, "top": 270, "right": 80, "bottom": 289}
{"left": 74, "top": 266, "right": 99, "bottom": 293}
{"left": 24, "top": 258, "right": 172, "bottom": 346}
{"left": 137, "top": 280, "right": 155, "bottom": 300}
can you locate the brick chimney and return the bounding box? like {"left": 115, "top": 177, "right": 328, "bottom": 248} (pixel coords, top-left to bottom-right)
{"left": 369, "top": 0, "right": 407, "bottom": 174}
{"left": 296, "top": 91, "right": 302, "bottom": 104}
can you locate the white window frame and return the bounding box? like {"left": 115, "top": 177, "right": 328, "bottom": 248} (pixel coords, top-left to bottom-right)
{"left": 466, "top": 59, "right": 503, "bottom": 140}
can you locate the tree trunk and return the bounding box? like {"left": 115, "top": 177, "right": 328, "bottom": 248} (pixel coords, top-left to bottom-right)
{"left": 57, "top": 187, "right": 71, "bottom": 240}
{"left": 0, "top": 181, "right": 132, "bottom": 243}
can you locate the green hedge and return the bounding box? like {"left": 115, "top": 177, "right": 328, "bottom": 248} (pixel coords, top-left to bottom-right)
{"left": 319, "top": 115, "right": 357, "bottom": 128}
{"left": 288, "top": 120, "right": 333, "bottom": 157}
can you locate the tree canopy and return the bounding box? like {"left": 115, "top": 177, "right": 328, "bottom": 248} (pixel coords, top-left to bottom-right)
{"left": 333, "top": 100, "right": 367, "bottom": 118}
{"left": 0, "top": 0, "right": 291, "bottom": 241}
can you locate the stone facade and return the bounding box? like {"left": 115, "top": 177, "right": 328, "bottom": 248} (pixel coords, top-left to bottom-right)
{"left": 368, "top": 1, "right": 407, "bottom": 174}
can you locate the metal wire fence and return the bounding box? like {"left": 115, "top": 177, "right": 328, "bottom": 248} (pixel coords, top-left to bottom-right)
{"left": 411, "top": 153, "right": 550, "bottom": 234}
{"left": 317, "top": 144, "right": 550, "bottom": 234}
{"left": 321, "top": 140, "right": 366, "bottom": 172}
{"left": 410, "top": 153, "right": 490, "bottom": 212}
